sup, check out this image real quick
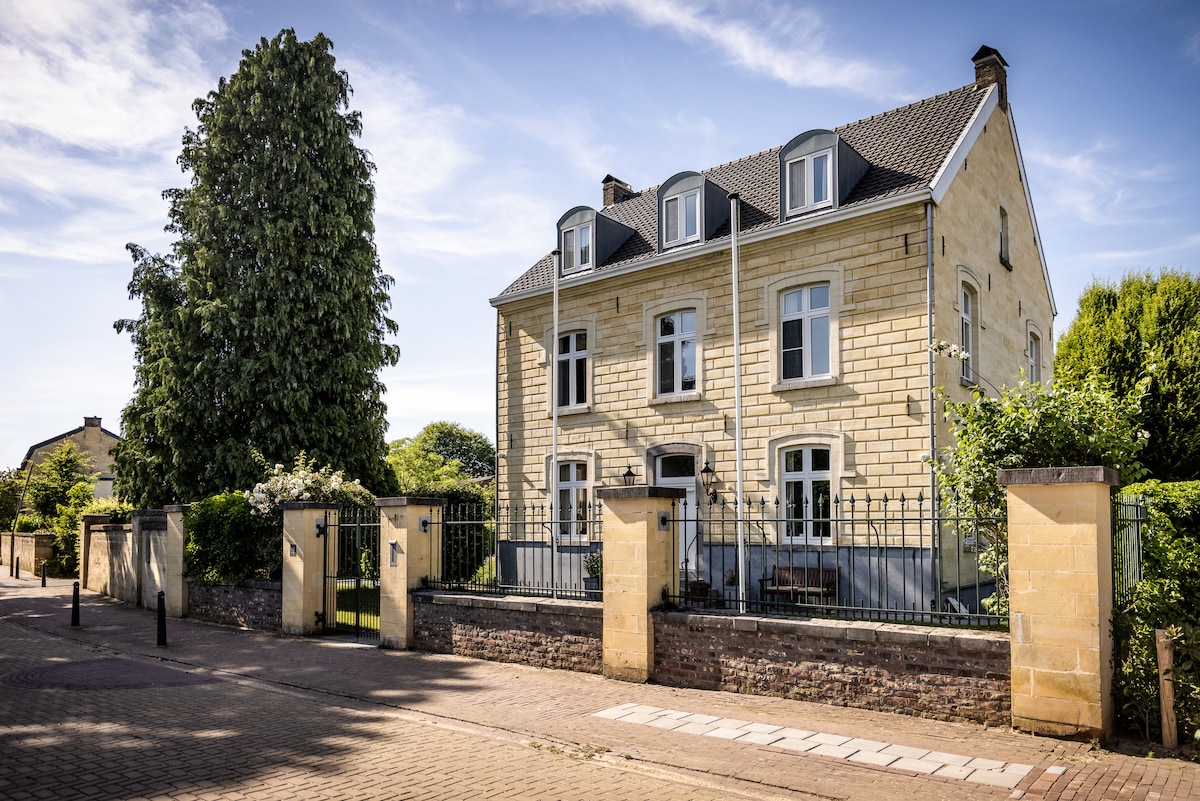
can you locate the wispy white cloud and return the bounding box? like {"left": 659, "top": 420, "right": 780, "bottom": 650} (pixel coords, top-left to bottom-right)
{"left": 1186, "top": 29, "right": 1200, "bottom": 64}
{"left": 1026, "top": 139, "right": 1172, "bottom": 227}
{"left": 349, "top": 59, "right": 563, "bottom": 276}
{"left": 0, "top": 0, "right": 228, "bottom": 263}
{"left": 510, "top": 0, "right": 900, "bottom": 98}
{"left": 1080, "top": 232, "right": 1200, "bottom": 264}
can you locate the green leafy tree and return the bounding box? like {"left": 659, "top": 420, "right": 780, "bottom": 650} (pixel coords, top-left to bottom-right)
{"left": 388, "top": 422, "right": 494, "bottom": 499}
{"left": 184, "top": 492, "right": 280, "bottom": 585}
{"left": 114, "top": 29, "right": 399, "bottom": 507}
{"left": 25, "top": 443, "right": 98, "bottom": 521}
{"left": 938, "top": 376, "right": 1147, "bottom": 613}
{"left": 1056, "top": 270, "right": 1200, "bottom": 480}
{"left": 0, "top": 467, "right": 26, "bottom": 529}
{"left": 388, "top": 422, "right": 495, "bottom": 584}
{"left": 1114, "top": 480, "right": 1200, "bottom": 742}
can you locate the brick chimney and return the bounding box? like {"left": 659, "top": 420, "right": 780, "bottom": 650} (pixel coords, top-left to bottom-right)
{"left": 602, "top": 174, "right": 634, "bottom": 206}
{"left": 972, "top": 45, "right": 1009, "bottom": 111}
{"left": 84, "top": 416, "right": 101, "bottom": 428}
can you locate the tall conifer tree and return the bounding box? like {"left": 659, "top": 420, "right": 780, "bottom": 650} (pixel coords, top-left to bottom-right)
{"left": 115, "top": 30, "right": 399, "bottom": 506}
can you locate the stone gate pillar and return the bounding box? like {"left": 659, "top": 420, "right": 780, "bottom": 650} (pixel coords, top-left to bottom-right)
{"left": 281, "top": 503, "right": 339, "bottom": 636}
{"left": 596, "top": 486, "right": 683, "bottom": 683}
{"left": 998, "top": 466, "right": 1118, "bottom": 741}
{"left": 376, "top": 497, "right": 445, "bottom": 650}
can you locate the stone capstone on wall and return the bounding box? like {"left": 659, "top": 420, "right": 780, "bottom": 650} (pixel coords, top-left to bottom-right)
{"left": 653, "top": 611, "right": 1011, "bottom": 726}
{"left": 412, "top": 592, "right": 603, "bottom": 674}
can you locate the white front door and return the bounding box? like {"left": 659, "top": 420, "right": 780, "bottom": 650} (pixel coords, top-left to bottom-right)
{"left": 655, "top": 454, "right": 699, "bottom": 577}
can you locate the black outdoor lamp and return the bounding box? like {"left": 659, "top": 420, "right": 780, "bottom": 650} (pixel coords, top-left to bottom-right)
{"left": 700, "top": 461, "right": 716, "bottom": 501}
{"left": 622, "top": 465, "right": 636, "bottom": 486}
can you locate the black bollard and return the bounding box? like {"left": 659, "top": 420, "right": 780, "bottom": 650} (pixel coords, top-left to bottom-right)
{"left": 71, "top": 582, "right": 80, "bottom": 627}
{"left": 156, "top": 591, "right": 167, "bottom": 647}
{"left": 14, "top": 556, "right": 19, "bottom": 578}
{"left": 40, "top": 561, "right": 46, "bottom": 587}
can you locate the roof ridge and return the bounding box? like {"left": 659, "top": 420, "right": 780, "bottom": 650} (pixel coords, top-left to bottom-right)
{"left": 835, "top": 82, "right": 981, "bottom": 132}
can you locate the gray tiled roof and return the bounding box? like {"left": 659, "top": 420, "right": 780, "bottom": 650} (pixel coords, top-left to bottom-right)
{"left": 497, "top": 82, "right": 988, "bottom": 299}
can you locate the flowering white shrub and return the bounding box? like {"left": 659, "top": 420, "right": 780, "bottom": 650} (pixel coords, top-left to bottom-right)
{"left": 246, "top": 451, "right": 375, "bottom": 516}
{"left": 929, "top": 340, "right": 970, "bottom": 361}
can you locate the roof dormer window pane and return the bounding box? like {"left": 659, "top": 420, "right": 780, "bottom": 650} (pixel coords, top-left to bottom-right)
{"left": 786, "top": 149, "right": 833, "bottom": 215}
{"left": 812, "top": 153, "right": 830, "bottom": 205}
{"left": 561, "top": 224, "right": 592, "bottom": 274}
{"left": 664, "top": 189, "right": 701, "bottom": 246}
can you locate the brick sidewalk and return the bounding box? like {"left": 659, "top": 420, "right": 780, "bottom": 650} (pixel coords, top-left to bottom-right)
{"left": 1, "top": 577, "right": 1196, "bottom": 800}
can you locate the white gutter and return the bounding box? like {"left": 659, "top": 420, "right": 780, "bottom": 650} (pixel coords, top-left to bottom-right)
{"left": 929, "top": 85, "right": 997, "bottom": 205}
{"left": 925, "top": 201, "right": 939, "bottom": 612}
{"left": 729, "top": 193, "right": 747, "bottom": 613}
{"left": 491, "top": 189, "right": 939, "bottom": 307}
{"left": 1007, "top": 107, "right": 1058, "bottom": 318}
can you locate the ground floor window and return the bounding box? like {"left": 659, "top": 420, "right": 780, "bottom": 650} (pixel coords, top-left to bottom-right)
{"left": 782, "top": 446, "right": 832, "bottom": 541}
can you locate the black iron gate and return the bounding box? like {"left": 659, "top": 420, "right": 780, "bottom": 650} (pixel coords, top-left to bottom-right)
{"left": 322, "top": 506, "right": 381, "bottom": 640}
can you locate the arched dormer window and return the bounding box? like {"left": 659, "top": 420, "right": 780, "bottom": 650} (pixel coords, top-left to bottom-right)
{"left": 656, "top": 172, "right": 730, "bottom": 253}
{"left": 557, "top": 207, "right": 635, "bottom": 275}
{"left": 778, "top": 130, "right": 869, "bottom": 222}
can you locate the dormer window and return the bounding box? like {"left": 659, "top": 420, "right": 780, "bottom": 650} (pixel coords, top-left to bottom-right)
{"left": 562, "top": 223, "right": 592, "bottom": 273}
{"left": 663, "top": 189, "right": 700, "bottom": 246}
{"left": 778, "top": 130, "right": 868, "bottom": 223}
{"left": 655, "top": 172, "right": 728, "bottom": 254}
{"left": 786, "top": 150, "right": 832, "bottom": 214}
{"left": 556, "top": 206, "right": 635, "bottom": 275}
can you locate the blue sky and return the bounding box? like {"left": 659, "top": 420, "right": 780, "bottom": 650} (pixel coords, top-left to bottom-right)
{"left": 2, "top": 0, "right": 1198, "bottom": 471}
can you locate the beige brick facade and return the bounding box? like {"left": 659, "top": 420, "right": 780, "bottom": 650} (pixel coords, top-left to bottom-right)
{"left": 493, "top": 52, "right": 1055, "bottom": 531}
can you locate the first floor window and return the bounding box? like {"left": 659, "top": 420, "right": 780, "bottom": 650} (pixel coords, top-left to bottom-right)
{"left": 557, "top": 331, "right": 587, "bottom": 407}
{"left": 782, "top": 447, "right": 832, "bottom": 541}
{"left": 961, "top": 284, "right": 977, "bottom": 382}
{"left": 657, "top": 309, "right": 697, "bottom": 395}
{"left": 781, "top": 284, "right": 831, "bottom": 380}
{"left": 557, "top": 461, "right": 588, "bottom": 539}
{"left": 1028, "top": 331, "right": 1041, "bottom": 383}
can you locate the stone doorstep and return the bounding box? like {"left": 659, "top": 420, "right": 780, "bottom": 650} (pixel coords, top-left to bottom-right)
{"left": 594, "top": 703, "right": 1051, "bottom": 790}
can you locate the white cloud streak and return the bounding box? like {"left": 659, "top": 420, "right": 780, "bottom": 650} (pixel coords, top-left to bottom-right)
{"left": 1026, "top": 140, "right": 1172, "bottom": 227}
{"left": 510, "top": 0, "right": 899, "bottom": 97}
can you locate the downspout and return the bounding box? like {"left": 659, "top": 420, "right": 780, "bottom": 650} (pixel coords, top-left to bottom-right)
{"left": 551, "top": 249, "right": 561, "bottom": 599}
{"left": 925, "top": 201, "right": 940, "bottom": 613}
{"left": 729, "top": 193, "right": 747, "bottom": 612}
{"left": 494, "top": 308, "right": 502, "bottom": 587}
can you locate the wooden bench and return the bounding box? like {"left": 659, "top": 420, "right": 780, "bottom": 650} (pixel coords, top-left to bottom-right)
{"left": 758, "top": 564, "right": 837, "bottom": 604}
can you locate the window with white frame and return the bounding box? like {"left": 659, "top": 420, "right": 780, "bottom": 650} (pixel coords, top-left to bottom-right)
{"left": 961, "top": 284, "right": 977, "bottom": 383}
{"left": 557, "top": 331, "right": 587, "bottom": 408}
{"left": 786, "top": 150, "right": 833, "bottom": 214}
{"left": 556, "top": 461, "right": 589, "bottom": 539}
{"left": 562, "top": 223, "right": 592, "bottom": 273}
{"left": 663, "top": 190, "right": 700, "bottom": 246}
{"left": 657, "top": 310, "right": 697, "bottom": 396}
{"left": 781, "top": 284, "right": 831, "bottom": 381}
{"left": 782, "top": 447, "right": 832, "bottom": 541}
{"left": 1028, "top": 330, "right": 1041, "bottom": 383}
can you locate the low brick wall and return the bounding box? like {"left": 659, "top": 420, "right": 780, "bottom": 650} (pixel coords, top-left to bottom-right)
{"left": 1, "top": 532, "right": 55, "bottom": 576}
{"left": 654, "top": 612, "right": 1011, "bottom": 726}
{"left": 413, "top": 592, "right": 603, "bottom": 673}
{"left": 188, "top": 580, "right": 282, "bottom": 631}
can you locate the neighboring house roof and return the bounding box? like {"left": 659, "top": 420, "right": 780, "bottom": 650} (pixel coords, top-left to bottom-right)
{"left": 496, "top": 81, "right": 991, "bottom": 300}
{"left": 22, "top": 423, "right": 121, "bottom": 468}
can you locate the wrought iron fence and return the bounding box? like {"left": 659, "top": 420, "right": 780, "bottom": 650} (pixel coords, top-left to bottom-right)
{"left": 425, "top": 502, "right": 602, "bottom": 600}
{"left": 663, "top": 493, "right": 1007, "bottom": 628}
{"left": 1113, "top": 493, "right": 1147, "bottom": 608}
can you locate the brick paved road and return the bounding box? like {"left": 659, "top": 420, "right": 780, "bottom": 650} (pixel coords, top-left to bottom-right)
{"left": 1, "top": 577, "right": 1196, "bottom": 800}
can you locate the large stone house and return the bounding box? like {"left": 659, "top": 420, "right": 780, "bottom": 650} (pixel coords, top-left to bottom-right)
{"left": 490, "top": 46, "right": 1055, "bottom": 569}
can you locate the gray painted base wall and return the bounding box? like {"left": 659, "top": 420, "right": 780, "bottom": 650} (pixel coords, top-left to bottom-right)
{"left": 187, "top": 581, "right": 282, "bottom": 631}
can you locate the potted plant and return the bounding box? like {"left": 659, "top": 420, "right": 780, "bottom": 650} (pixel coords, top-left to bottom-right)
{"left": 583, "top": 551, "right": 603, "bottom": 600}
